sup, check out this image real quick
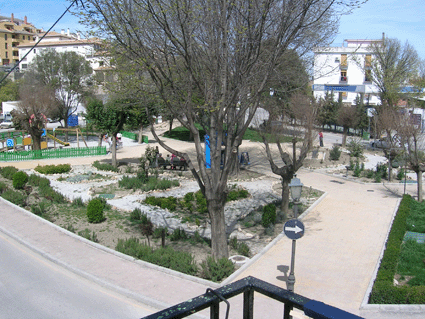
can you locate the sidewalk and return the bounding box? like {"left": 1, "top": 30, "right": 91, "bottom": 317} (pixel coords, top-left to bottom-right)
{"left": 0, "top": 134, "right": 418, "bottom": 317}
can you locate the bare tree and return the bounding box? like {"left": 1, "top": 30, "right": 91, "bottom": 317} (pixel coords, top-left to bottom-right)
{"left": 262, "top": 93, "right": 320, "bottom": 215}
{"left": 12, "top": 79, "right": 57, "bottom": 150}
{"left": 337, "top": 105, "right": 358, "bottom": 147}
{"left": 80, "top": 0, "right": 367, "bottom": 259}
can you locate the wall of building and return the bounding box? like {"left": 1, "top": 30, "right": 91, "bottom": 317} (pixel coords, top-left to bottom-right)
{"left": 313, "top": 40, "right": 382, "bottom": 106}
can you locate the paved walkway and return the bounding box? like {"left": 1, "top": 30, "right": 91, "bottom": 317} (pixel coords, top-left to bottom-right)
{"left": 0, "top": 132, "right": 419, "bottom": 318}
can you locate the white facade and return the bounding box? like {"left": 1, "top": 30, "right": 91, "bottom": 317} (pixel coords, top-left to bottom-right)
{"left": 313, "top": 39, "right": 382, "bottom": 106}
{"left": 17, "top": 30, "right": 103, "bottom": 71}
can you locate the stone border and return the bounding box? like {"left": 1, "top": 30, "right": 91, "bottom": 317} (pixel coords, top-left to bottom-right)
{"left": 359, "top": 198, "right": 425, "bottom": 319}
{"left": 0, "top": 196, "right": 215, "bottom": 318}
{"left": 221, "top": 191, "right": 328, "bottom": 286}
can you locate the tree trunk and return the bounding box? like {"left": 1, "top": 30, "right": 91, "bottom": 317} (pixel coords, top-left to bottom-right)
{"left": 111, "top": 135, "right": 117, "bottom": 167}
{"left": 342, "top": 126, "right": 348, "bottom": 147}
{"left": 281, "top": 178, "right": 290, "bottom": 217}
{"left": 32, "top": 134, "right": 42, "bottom": 150}
{"left": 64, "top": 117, "right": 69, "bottom": 142}
{"left": 138, "top": 124, "right": 143, "bottom": 144}
{"left": 417, "top": 171, "right": 423, "bottom": 202}
{"left": 169, "top": 118, "right": 173, "bottom": 134}
{"left": 98, "top": 133, "right": 103, "bottom": 147}
{"left": 207, "top": 198, "right": 228, "bottom": 259}
{"left": 388, "top": 157, "right": 392, "bottom": 182}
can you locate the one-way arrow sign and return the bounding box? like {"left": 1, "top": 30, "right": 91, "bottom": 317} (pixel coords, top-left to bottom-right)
{"left": 283, "top": 219, "right": 305, "bottom": 240}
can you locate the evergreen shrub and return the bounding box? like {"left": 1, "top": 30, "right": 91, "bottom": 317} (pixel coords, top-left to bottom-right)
{"left": 200, "top": 257, "right": 235, "bottom": 282}
{"left": 12, "top": 171, "right": 28, "bottom": 190}
{"left": 87, "top": 198, "right": 105, "bottom": 223}
{"left": 34, "top": 164, "right": 71, "bottom": 174}
{"left": 262, "top": 204, "right": 277, "bottom": 228}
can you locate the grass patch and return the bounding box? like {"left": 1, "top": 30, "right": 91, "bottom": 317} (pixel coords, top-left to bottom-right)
{"left": 397, "top": 240, "right": 425, "bottom": 286}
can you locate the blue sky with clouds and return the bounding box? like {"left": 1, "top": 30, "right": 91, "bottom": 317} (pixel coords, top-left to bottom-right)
{"left": 1, "top": 0, "right": 424, "bottom": 58}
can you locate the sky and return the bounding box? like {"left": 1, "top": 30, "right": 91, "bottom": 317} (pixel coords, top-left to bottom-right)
{"left": 0, "top": 0, "right": 425, "bottom": 58}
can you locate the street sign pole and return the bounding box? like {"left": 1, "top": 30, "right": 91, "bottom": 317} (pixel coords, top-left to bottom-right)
{"left": 287, "top": 200, "right": 298, "bottom": 292}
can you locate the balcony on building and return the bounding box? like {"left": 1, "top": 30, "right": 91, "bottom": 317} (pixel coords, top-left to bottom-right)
{"left": 340, "top": 75, "right": 348, "bottom": 83}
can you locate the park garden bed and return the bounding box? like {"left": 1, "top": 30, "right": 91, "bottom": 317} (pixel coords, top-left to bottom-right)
{"left": 369, "top": 194, "right": 425, "bottom": 304}
{"left": 0, "top": 163, "right": 323, "bottom": 283}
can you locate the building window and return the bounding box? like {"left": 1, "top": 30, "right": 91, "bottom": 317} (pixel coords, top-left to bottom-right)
{"left": 342, "top": 92, "right": 348, "bottom": 99}
{"left": 22, "top": 64, "right": 27, "bottom": 69}
{"left": 365, "top": 69, "right": 372, "bottom": 83}
{"left": 340, "top": 54, "right": 348, "bottom": 69}
{"left": 4, "top": 43, "right": 7, "bottom": 49}
{"left": 11, "top": 34, "right": 15, "bottom": 39}
{"left": 28, "top": 36, "right": 31, "bottom": 40}
{"left": 340, "top": 71, "right": 347, "bottom": 82}
{"left": 5, "top": 52, "right": 8, "bottom": 58}
{"left": 12, "top": 51, "right": 18, "bottom": 56}
{"left": 34, "top": 49, "right": 36, "bottom": 53}
{"left": 365, "top": 55, "right": 372, "bottom": 68}
{"left": 4, "top": 34, "right": 7, "bottom": 40}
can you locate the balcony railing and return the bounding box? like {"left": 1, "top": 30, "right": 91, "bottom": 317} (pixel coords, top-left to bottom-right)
{"left": 340, "top": 76, "right": 348, "bottom": 83}
{"left": 141, "top": 276, "right": 363, "bottom": 319}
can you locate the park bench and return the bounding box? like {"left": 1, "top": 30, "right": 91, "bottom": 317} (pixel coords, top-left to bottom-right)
{"left": 157, "top": 157, "right": 188, "bottom": 170}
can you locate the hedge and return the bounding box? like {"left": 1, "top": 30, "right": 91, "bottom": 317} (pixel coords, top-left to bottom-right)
{"left": 369, "top": 195, "right": 425, "bottom": 304}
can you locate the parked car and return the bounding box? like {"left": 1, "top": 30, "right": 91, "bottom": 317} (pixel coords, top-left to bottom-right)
{"left": 370, "top": 137, "right": 401, "bottom": 149}
{"left": 0, "top": 121, "right": 14, "bottom": 129}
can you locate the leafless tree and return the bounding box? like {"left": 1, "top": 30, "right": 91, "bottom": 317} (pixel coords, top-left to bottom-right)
{"left": 13, "top": 79, "right": 57, "bottom": 150}
{"left": 80, "top": 0, "right": 367, "bottom": 259}
{"left": 337, "top": 105, "right": 358, "bottom": 147}
{"left": 262, "top": 93, "right": 320, "bottom": 215}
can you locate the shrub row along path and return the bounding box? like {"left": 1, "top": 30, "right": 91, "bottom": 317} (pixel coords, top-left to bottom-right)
{"left": 0, "top": 131, "right": 418, "bottom": 318}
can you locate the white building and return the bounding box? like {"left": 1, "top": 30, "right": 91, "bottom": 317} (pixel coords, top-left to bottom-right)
{"left": 17, "top": 30, "right": 103, "bottom": 71}
{"left": 313, "top": 38, "right": 383, "bottom": 106}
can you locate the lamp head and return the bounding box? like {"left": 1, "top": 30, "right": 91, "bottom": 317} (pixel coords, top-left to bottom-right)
{"left": 289, "top": 175, "right": 303, "bottom": 201}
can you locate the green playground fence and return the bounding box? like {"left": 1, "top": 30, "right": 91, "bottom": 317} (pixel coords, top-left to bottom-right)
{"left": 119, "top": 131, "right": 148, "bottom": 143}
{"left": 0, "top": 146, "right": 107, "bottom": 161}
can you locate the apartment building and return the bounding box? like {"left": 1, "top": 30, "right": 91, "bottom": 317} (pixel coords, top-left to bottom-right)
{"left": 18, "top": 29, "right": 103, "bottom": 71}
{"left": 312, "top": 38, "right": 383, "bottom": 106}
{"left": 0, "top": 14, "right": 42, "bottom": 67}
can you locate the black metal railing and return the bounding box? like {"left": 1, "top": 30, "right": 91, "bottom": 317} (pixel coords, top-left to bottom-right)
{"left": 141, "top": 276, "right": 363, "bottom": 319}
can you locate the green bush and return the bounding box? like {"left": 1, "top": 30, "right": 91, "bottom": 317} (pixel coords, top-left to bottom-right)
{"left": 130, "top": 208, "right": 142, "bottom": 221}
{"left": 2, "top": 189, "right": 26, "bottom": 206}
{"left": 87, "top": 198, "right": 105, "bottom": 223}
{"left": 116, "top": 238, "right": 197, "bottom": 275}
{"left": 0, "top": 181, "right": 7, "bottom": 193}
{"left": 227, "top": 188, "right": 250, "bottom": 202}
{"left": 30, "top": 201, "right": 48, "bottom": 216}
{"left": 200, "top": 257, "right": 235, "bottom": 282}
{"left": 0, "top": 166, "right": 18, "bottom": 180}
{"left": 184, "top": 192, "right": 194, "bottom": 203}
{"left": 347, "top": 140, "right": 364, "bottom": 158}
{"left": 72, "top": 197, "right": 85, "bottom": 207}
{"left": 237, "top": 242, "right": 251, "bottom": 257}
{"left": 170, "top": 228, "right": 188, "bottom": 241}
{"left": 262, "top": 204, "right": 277, "bottom": 228}
{"left": 92, "top": 160, "right": 118, "bottom": 172}
{"left": 153, "top": 227, "right": 168, "bottom": 239}
{"left": 397, "top": 168, "right": 405, "bottom": 181}
{"left": 376, "top": 163, "right": 388, "bottom": 180}
{"left": 34, "top": 164, "right": 71, "bottom": 174}
{"left": 119, "top": 175, "right": 179, "bottom": 191}
{"left": 27, "top": 174, "right": 43, "bottom": 186}
{"left": 144, "top": 196, "right": 178, "bottom": 211}
{"left": 329, "top": 145, "right": 341, "bottom": 161}
{"left": 353, "top": 161, "right": 362, "bottom": 178}
{"left": 12, "top": 171, "right": 29, "bottom": 190}
{"left": 195, "top": 190, "right": 208, "bottom": 214}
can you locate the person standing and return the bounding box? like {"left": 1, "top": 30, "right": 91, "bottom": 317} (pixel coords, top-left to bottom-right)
{"left": 319, "top": 131, "right": 324, "bottom": 147}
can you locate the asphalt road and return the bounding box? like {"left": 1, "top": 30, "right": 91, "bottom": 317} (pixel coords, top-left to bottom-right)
{"left": 0, "top": 232, "right": 154, "bottom": 319}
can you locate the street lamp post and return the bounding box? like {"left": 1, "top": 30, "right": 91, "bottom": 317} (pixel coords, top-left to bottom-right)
{"left": 287, "top": 175, "right": 303, "bottom": 292}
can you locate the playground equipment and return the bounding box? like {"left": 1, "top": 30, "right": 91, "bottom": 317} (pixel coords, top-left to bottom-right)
{"left": 45, "top": 127, "right": 88, "bottom": 148}
{"left": 46, "top": 132, "right": 70, "bottom": 146}
{"left": 0, "top": 127, "right": 89, "bottom": 152}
